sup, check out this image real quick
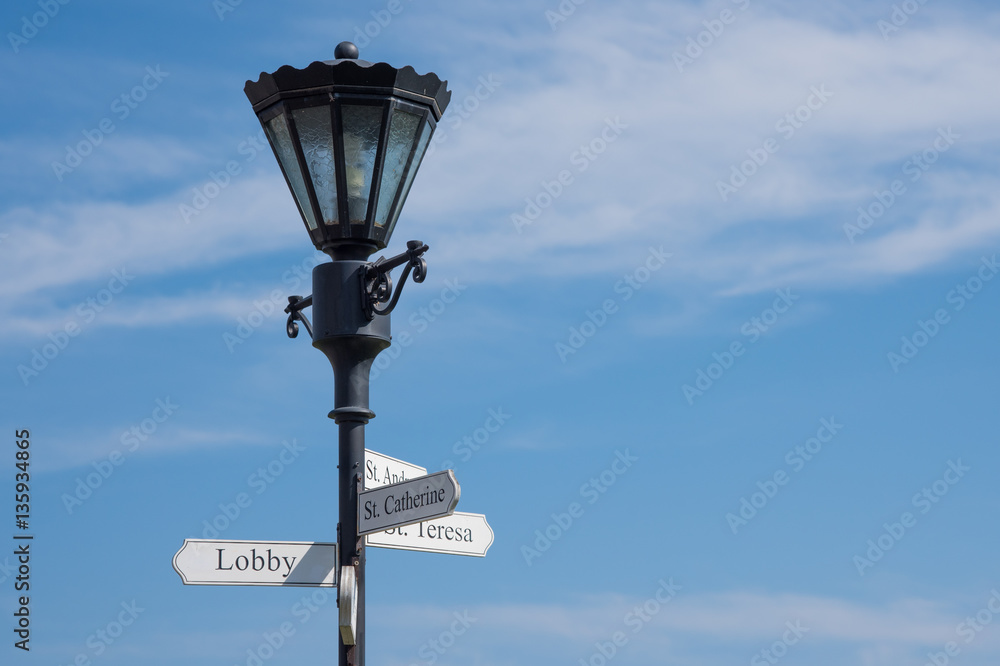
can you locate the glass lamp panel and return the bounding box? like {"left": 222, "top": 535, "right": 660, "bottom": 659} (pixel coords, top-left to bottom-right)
{"left": 264, "top": 113, "right": 319, "bottom": 231}
{"left": 340, "top": 104, "right": 384, "bottom": 230}
{"left": 291, "top": 106, "right": 338, "bottom": 227}
{"left": 373, "top": 109, "right": 422, "bottom": 230}
{"left": 382, "top": 119, "right": 431, "bottom": 243}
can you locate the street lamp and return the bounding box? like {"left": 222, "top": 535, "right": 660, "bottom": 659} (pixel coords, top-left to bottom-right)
{"left": 245, "top": 41, "right": 450, "bottom": 666}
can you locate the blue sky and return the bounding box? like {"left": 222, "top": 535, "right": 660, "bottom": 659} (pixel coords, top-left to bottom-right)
{"left": 2, "top": 0, "right": 1000, "bottom": 664}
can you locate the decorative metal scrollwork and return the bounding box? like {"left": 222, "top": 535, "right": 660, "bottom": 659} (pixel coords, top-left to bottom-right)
{"left": 284, "top": 294, "right": 314, "bottom": 339}
{"left": 363, "top": 240, "right": 429, "bottom": 320}
{"left": 282, "top": 242, "right": 429, "bottom": 337}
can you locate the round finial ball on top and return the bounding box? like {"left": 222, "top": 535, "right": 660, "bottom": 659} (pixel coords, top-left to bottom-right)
{"left": 334, "top": 41, "right": 359, "bottom": 60}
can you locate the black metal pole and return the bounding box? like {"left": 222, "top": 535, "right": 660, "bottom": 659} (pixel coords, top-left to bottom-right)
{"left": 310, "top": 245, "right": 391, "bottom": 666}
{"left": 336, "top": 412, "right": 366, "bottom": 666}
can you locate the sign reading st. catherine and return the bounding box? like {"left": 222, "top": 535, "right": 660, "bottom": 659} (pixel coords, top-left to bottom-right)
{"left": 358, "top": 470, "right": 460, "bottom": 536}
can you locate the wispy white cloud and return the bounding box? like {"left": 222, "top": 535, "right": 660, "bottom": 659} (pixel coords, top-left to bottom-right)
{"left": 407, "top": 4, "right": 1000, "bottom": 292}
{"left": 1, "top": 289, "right": 296, "bottom": 339}
{"left": 36, "top": 424, "right": 275, "bottom": 473}
{"left": 0, "top": 172, "right": 299, "bottom": 298}
{"left": 373, "top": 588, "right": 1000, "bottom": 665}
{"left": 4, "top": 1, "right": 1000, "bottom": 340}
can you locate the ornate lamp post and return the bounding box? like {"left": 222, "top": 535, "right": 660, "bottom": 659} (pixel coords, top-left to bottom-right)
{"left": 244, "top": 41, "right": 450, "bottom": 666}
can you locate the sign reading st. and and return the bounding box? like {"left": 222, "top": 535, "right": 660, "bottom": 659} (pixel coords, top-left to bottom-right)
{"left": 365, "top": 449, "right": 426, "bottom": 490}
{"left": 172, "top": 540, "right": 337, "bottom": 587}
{"left": 358, "top": 470, "right": 460, "bottom": 536}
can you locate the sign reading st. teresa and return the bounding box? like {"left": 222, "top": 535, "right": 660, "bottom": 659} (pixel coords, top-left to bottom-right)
{"left": 172, "top": 539, "right": 337, "bottom": 587}
{"left": 366, "top": 511, "right": 493, "bottom": 557}
{"left": 358, "top": 470, "right": 460, "bottom": 536}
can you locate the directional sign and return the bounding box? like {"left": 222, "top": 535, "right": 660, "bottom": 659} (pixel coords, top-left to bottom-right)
{"left": 172, "top": 539, "right": 337, "bottom": 587}
{"left": 358, "top": 470, "right": 460, "bottom": 536}
{"left": 366, "top": 511, "right": 494, "bottom": 557}
{"left": 364, "top": 449, "right": 427, "bottom": 490}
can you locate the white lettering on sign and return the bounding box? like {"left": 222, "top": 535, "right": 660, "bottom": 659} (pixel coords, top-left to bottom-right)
{"left": 358, "top": 470, "right": 460, "bottom": 535}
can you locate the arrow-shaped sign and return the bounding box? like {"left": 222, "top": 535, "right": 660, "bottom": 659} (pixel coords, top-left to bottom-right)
{"left": 366, "top": 511, "right": 493, "bottom": 557}
{"left": 172, "top": 540, "right": 337, "bottom": 587}
{"left": 358, "top": 470, "right": 459, "bottom": 536}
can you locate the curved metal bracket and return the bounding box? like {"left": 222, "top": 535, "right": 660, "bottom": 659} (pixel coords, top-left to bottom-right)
{"left": 363, "top": 240, "right": 429, "bottom": 320}
{"left": 284, "top": 294, "right": 314, "bottom": 339}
